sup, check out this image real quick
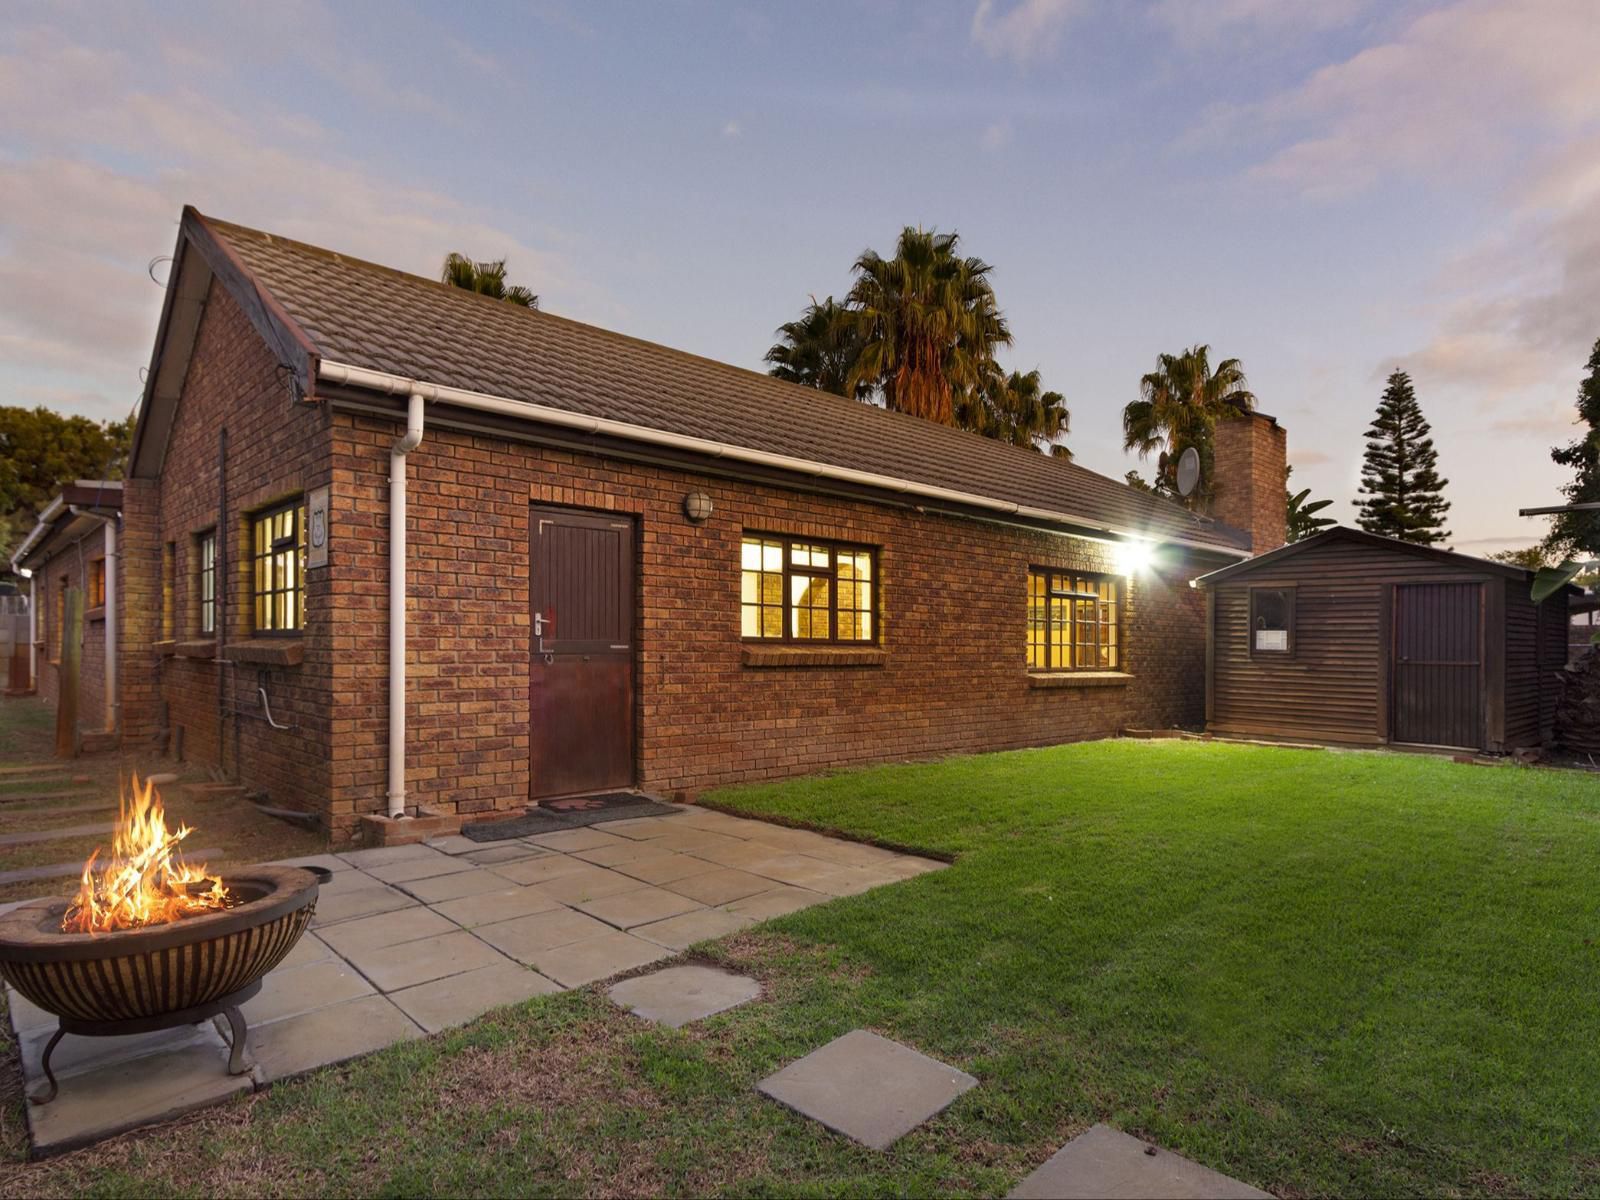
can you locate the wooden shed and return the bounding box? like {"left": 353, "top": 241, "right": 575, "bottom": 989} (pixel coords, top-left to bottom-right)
{"left": 1195, "top": 526, "right": 1573, "bottom": 753}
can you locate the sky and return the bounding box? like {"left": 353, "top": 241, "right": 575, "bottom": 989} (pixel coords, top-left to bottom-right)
{"left": 3, "top": 0, "right": 1598, "bottom": 556}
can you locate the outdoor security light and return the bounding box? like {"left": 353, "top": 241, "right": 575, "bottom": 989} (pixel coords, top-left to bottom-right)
{"left": 1116, "top": 539, "right": 1154, "bottom": 576}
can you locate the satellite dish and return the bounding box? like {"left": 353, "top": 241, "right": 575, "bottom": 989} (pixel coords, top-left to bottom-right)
{"left": 1175, "top": 446, "right": 1202, "bottom": 498}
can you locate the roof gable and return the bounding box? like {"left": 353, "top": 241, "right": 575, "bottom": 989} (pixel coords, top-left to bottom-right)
{"left": 1193, "top": 526, "right": 1548, "bottom": 586}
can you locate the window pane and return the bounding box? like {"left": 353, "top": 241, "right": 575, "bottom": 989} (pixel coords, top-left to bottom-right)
{"left": 741, "top": 606, "right": 760, "bottom": 637}
{"left": 741, "top": 539, "right": 761, "bottom": 571}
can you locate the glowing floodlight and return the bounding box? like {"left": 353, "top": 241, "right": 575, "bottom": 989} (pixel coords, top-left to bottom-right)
{"left": 1116, "top": 539, "right": 1155, "bottom": 576}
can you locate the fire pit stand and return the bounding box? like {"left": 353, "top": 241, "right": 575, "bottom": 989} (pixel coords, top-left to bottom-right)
{"left": 29, "top": 979, "right": 264, "bottom": 1105}
{"left": 0, "top": 865, "right": 323, "bottom": 1106}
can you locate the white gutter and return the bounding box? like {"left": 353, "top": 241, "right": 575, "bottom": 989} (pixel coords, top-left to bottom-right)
{"left": 318, "top": 361, "right": 1245, "bottom": 559}
{"left": 102, "top": 520, "right": 118, "bottom": 733}
{"left": 387, "top": 392, "right": 425, "bottom": 820}
{"left": 8, "top": 495, "right": 67, "bottom": 573}
{"left": 27, "top": 573, "right": 37, "bottom": 692}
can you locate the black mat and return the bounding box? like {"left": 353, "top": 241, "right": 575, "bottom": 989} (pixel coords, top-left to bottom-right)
{"left": 461, "top": 792, "right": 682, "bottom": 841}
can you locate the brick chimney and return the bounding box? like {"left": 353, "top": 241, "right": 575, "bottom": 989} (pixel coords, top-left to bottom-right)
{"left": 1212, "top": 410, "right": 1287, "bottom": 553}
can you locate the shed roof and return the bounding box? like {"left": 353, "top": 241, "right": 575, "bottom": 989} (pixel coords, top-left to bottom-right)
{"left": 131, "top": 208, "right": 1249, "bottom": 556}
{"left": 1193, "top": 525, "right": 1567, "bottom": 589}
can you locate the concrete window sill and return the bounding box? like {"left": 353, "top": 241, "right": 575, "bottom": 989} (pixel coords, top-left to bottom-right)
{"left": 742, "top": 645, "right": 887, "bottom": 669}
{"left": 154, "top": 639, "right": 177, "bottom": 658}
{"left": 86, "top": 606, "right": 106, "bottom": 623}
{"left": 1028, "top": 671, "right": 1134, "bottom": 690}
{"left": 173, "top": 639, "right": 221, "bottom": 659}
{"left": 224, "top": 639, "right": 305, "bottom": 667}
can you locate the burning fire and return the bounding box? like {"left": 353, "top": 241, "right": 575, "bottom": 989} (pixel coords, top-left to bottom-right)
{"left": 62, "top": 774, "right": 230, "bottom": 934}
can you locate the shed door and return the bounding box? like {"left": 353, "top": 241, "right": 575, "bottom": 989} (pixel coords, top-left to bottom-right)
{"left": 529, "top": 507, "right": 635, "bottom": 800}
{"left": 1391, "top": 582, "right": 1483, "bottom": 749}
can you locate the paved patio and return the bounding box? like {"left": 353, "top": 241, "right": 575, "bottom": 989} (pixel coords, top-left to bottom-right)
{"left": 5, "top": 803, "right": 944, "bottom": 1154}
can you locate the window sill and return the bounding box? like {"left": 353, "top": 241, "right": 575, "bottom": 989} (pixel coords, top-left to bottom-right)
{"left": 1029, "top": 671, "right": 1134, "bottom": 690}
{"left": 154, "top": 639, "right": 177, "bottom": 658}
{"left": 174, "top": 639, "right": 220, "bottom": 659}
{"left": 224, "top": 639, "right": 305, "bottom": 667}
{"left": 86, "top": 606, "right": 106, "bottom": 623}
{"left": 742, "top": 645, "right": 886, "bottom": 669}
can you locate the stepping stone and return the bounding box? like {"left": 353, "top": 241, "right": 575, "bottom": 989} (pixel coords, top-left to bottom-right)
{"left": 757, "top": 1029, "right": 977, "bottom": 1150}
{"left": 389, "top": 962, "right": 563, "bottom": 1032}
{"left": 607, "top": 964, "right": 759, "bottom": 1027}
{"left": 1007, "top": 1124, "right": 1270, "bottom": 1199}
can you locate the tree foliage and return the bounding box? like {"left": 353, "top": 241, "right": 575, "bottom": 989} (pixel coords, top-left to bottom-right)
{"left": 0, "top": 406, "right": 133, "bottom": 562}
{"left": 440, "top": 253, "right": 538, "bottom": 308}
{"left": 1122, "top": 345, "right": 1255, "bottom": 507}
{"left": 1489, "top": 545, "right": 1552, "bottom": 571}
{"left": 1355, "top": 370, "right": 1451, "bottom": 545}
{"left": 1285, "top": 467, "right": 1336, "bottom": 543}
{"left": 763, "top": 228, "right": 1070, "bottom": 456}
{"left": 1546, "top": 336, "right": 1600, "bottom": 558}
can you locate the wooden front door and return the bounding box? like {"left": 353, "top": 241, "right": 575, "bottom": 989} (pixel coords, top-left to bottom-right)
{"left": 529, "top": 507, "right": 636, "bottom": 800}
{"left": 1391, "top": 581, "right": 1483, "bottom": 749}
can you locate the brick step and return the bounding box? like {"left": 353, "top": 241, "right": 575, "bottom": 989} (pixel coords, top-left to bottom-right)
{"left": 79, "top": 731, "right": 122, "bottom": 754}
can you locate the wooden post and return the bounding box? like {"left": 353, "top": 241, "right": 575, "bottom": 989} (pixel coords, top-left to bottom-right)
{"left": 54, "top": 586, "right": 83, "bottom": 759}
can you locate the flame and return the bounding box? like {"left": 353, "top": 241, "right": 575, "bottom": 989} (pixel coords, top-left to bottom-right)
{"left": 62, "top": 774, "right": 230, "bottom": 934}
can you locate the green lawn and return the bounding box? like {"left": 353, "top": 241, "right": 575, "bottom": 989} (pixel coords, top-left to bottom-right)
{"left": 4, "top": 740, "right": 1600, "bottom": 1197}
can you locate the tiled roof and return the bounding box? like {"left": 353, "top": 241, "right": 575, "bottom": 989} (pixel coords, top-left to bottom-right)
{"left": 203, "top": 215, "right": 1247, "bottom": 553}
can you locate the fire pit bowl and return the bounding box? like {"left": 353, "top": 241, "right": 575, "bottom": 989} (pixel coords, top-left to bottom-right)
{"left": 0, "top": 864, "right": 321, "bottom": 1103}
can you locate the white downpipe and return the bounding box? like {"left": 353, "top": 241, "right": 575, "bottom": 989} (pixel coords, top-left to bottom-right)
{"left": 317, "top": 361, "right": 1243, "bottom": 559}
{"left": 102, "top": 520, "right": 117, "bottom": 733}
{"left": 27, "top": 573, "right": 37, "bottom": 691}
{"left": 387, "top": 392, "right": 425, "bottom": 819}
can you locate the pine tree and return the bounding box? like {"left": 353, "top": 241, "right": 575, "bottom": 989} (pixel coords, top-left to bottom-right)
{"left": 1355, "top": 370, "right": 1451, "bottom": 545}
{"left": 1546, "top": 336, "right": 1600, "bottom": 558}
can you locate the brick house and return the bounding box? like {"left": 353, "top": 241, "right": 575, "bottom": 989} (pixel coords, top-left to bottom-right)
{"left": 112, "top": 208, "right": 1285, "bottom": 844}
{"left": 10, "top": 481, "right": 123, "bottom": 748}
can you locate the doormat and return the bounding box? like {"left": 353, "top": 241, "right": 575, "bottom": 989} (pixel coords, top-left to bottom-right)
{"left": 460, "top": 793, "right": 682, "bottom": 841}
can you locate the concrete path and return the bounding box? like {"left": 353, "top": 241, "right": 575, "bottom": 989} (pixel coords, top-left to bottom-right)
{"left": 6, "top": 804, "right": 944, "bottom": 1154}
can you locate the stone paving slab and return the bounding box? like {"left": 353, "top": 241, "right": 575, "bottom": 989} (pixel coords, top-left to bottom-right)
{"left": 423, "top": 834, "right": 482, "bottom": 855}
{"left": 613, "top": 850, "right": 718, "bottom": 885}
{"left": 242, "top": 958, "right": 376, "bottom": 1024}
{"left": 721, "top": 886, "right": 829, "bottom": 921}
{"left": 268, "top": 852, "right": 352, "bottom": 874}
{"left": 26, "top": 1031, "right": 258, "bottom": 1157}
{"left": 390, "top": 962, "right": 562, "bottom": 1033}
{"left": 336, "top": 843, "right": 446, "bottom": 868}
{"left": 526, "top": 929, "right": 671, "bottom": 987}
{"left": 573, "top": 884, "right": 702, "bottom": 929}
{"left": 489, "top": 853, "right": 596, "bottom": 886}
{"left": 462, "top": 842, "right": 547, "bottom": 866}
{"left": 663, "top": 866, "right": 773, "bottom": 906}
{"left": 634, "top": 906, "right": 755, "bottom": 950}
{"left": 431, "top": 884, "right": 563, "bottom": 928}
{"left": 1007, "top": 1125, "right": 1270, "bottom": 1200}
{"left": 524, "top": 826, "right": 631, "bottom": 853}
{"left": 533, "top": 864, "right": 651, "bottom": 905}
{"left": 310, "top": 882, "right": 418, "bottom": 926}
{"left": 317, "top": 905, "right": 458, "bottom": 956}
{"left": 246, "top": 994, "right": 422, "bottom": 1081}
{"left": 608, "top": 964, "right": 760, "bottom": 1027}
{"left": 472, "top": 906, "right": 614, "bottom": 961}
{"left": 758, "top": 1029, "right": 977, "bottom": 1151}
{"left": 342, "top": 929, "right": 509, "bottom": 992}
{"left": 364, "top": 854, "right": 477, "bottom": 885}
{"left": 400, "top": 866, "right": 512, "bottom": 904}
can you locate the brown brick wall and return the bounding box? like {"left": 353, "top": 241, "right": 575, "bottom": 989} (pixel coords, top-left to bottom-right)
{"left": 138, "top": 299, "right": 1220, "bottom": 842}
{"left": 118, "top": 478, "right": 162, "bottom": 746}
{"left": 126, "top": 283, "right": 334, "bottom": 810}
{"left": 322, "top": 414, "right": 1214, "bottom": 841}
{"left": 1213, "top": 412, "right": 1287, "bottom": 553}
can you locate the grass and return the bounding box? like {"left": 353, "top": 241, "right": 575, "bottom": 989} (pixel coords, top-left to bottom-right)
{"left": 4, "top": 739, "right": 1600, "bottom": 1196}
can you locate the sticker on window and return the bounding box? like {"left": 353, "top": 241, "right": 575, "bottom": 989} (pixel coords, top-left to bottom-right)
{"left": 1255, "top": 629, "right": 1289, "bottom": 651}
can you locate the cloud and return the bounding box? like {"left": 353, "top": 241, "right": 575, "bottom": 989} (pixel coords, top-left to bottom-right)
{"left": 981, "top": 121, "right": 1014, "bottom": 152}
{"left": 1150, "top": 0, "right": 1371, "bottom": 51}
{"left": 1288, "top": 448, "right": 1334, "bottom": 467}
{"left": 722, "top": 120, "right": 743, "bottom": 139}
{"left": 970, "top": 0, "right": 1083, "bottom": 64}
{"left": 0, "top": 13, "right": 593, "bottom": 424}
{"left": 1221, "top": 0, "right": 1600, "bottom": 199}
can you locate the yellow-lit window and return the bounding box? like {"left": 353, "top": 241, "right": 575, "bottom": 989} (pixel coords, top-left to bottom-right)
{"left": 252, "top": 502, "right": 305, "bottom": 633}
{"left": 1027, "top": 568, "right": 1121, "bottom": 671}
{"left": 740, "top": 534, "right": 876, "bottom": 644}
{"left": 196, "top": 530, "right": 217, "bottom": 635}
{"left": 88, "top": 559, "right": 106, "bottom": 610}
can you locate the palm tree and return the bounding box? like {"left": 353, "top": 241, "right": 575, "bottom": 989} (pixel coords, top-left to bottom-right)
{"left": 958, "top": 366, "right": 1071, "bottom": 457}
{"left": 440, "top": 253, "right": 538, "bottom": 308}
{"left": 764, "top": 296, "right": 864, "bottom": 397}
{"left": 844, "top": 228, "right": 1012, "bottom": 425}
{"left": 1285, "top": 468, "right": 1336, "bottom": 542}
{"left": 1123, "top": 345, "right": 1254, "bottom": 504}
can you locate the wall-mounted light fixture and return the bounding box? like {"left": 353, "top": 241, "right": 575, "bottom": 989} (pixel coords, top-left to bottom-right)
{"left": 682, "top": 491, "right": 714, "bottom": 523}
{"left": 1116, "top": 538, "right": 1154, "bottom": 576}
